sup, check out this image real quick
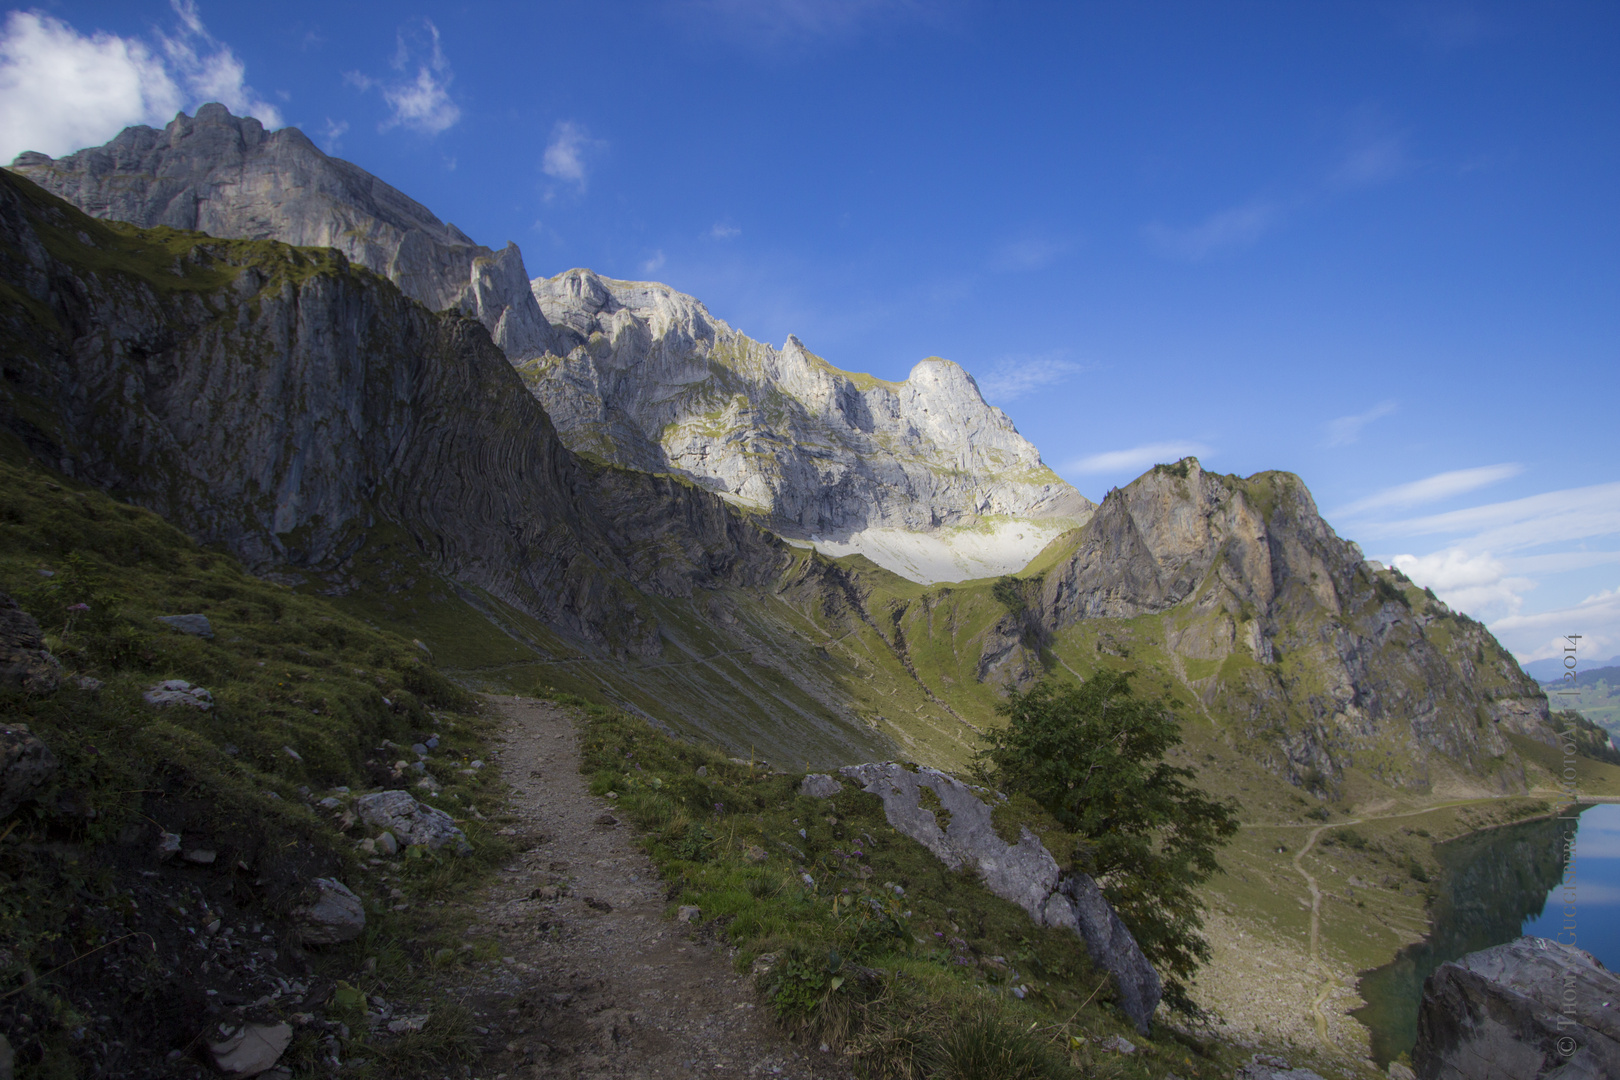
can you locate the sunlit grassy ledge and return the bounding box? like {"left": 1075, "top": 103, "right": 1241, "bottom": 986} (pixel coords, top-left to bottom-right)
{"left": 558, "top": 691, "right": 1341, "bottom": 1080}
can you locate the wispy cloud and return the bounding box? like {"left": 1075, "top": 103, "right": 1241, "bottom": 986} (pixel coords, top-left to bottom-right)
{"left": 320, "top": 118, "right": 348, "bottom": 152}
{"left": 1144, "top": 200, "right": 1280, "bottom": 261}
{"left": 0, "top": 2, "right": 280, "bottom": 162}
{"left": 1330, "top": 107, "right": 1411, "bottom": 189}
{"left": 346, "top": 19, "right": 460, "bottom": 136}
{"left": 1324, "top": 400, "right": 1398, "bottom": 446}
{"left": 640, "top": 250, "right": 667, "bottom": 276}
{"left": 668, "top": 0, "right": 960, "bottom": 47}
{"left": 1336, "top": 463, "right": 1522, "bottom": 518}
{"left": 1367, "top": 482, "right": 1620, "bottom": 554}
{"left": 709, "top": 222, "right": 741, "bottom": 240}
{"left": 990, "top": 235, "right": 1070, "bottom": 273}
{"left": 1066, "top": 441, "right": 1210, "bottom": 475}
{"left": 542, "top": 121, "right": 599, "bottom": 193}
{"left": 974, "top": 354, "right": 1082, "bottom": 404}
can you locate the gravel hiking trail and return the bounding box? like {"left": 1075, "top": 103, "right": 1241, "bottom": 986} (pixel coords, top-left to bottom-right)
{"left": 445, "top": 695, "right": 849, "bottom": 1080}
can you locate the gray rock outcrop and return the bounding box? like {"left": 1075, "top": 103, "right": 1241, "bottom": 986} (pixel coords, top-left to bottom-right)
{"left": 1, "top": 723, "right": 58, "bottom": 818}
{"left": 1236, "top": 1056, "right": 1327, "bottom": 1080}
{"left": 0, "top": 591, "right": 59, "bottom": 692}
{"left": 9, "top": 103, "right": 558, "bottom": 362}
{"left": 839, "top": 761, "right": 1161, "bottom": 1032}
{"left": 1022, "top": 458, "right": 1559, "bottom": 788}
{"left": 1413, "top": 936, "right": 1620, "bottom": 1080}
{"left": 293, "top": 878, "right": 366, "bottom": 944}
{"left": 355, "top": 790, "right": 468, "bottom": 852}
{"left": 524, "top": 270, "right": 1093, "bottom": 580}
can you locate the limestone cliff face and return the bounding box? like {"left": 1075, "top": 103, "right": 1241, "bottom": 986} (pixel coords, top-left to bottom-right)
{"left": 8, "top": 104, "right": 556, "bottom": 362}
{"left": 0, "top": 170, "right": 784, "bottom": 654}
{"left": 524, "top": 268, "right": 1093, "bottom": 580}
{"left": 1022, "top": 459, "right": 1554, "bottom": 789}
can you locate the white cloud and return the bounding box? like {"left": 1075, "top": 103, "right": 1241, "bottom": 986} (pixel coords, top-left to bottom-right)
{"left": 1324, "top": 400, "right": 1398, "bottom": 447}
{"left": 1336, "top": 463, "right": 1522, "bottom": 517}
{"left": 640, "top": 250, "right": 667, "bottom": 276}
{"left": 374, "top": 20, "right": 459, "bottom": 135}
{"left": 1330, "top": 109, "right": 1411, "bottom": 189}
{"left": 709, "top": 222, "right": 741, "bottom": 239}
{"left": 1066, "top": 441, "right": 1210, "bottom": 475}
{"left": 1491, "top": 585, "right": 1620, "bottom": 664}
{"left": 542, "top": 121, "right": 597, "bottom": 191}
{"left": 1391, "top": 548, "right": 1533, "bottom": 620}
{"left": 1144, "top": 200, "right": 1279, "bottom": 260}
{"left": 0, "top": 4, "right": 280, "bottom": 163}
{"left": 975, "top": 354, "right": 1082, "bottom": 403}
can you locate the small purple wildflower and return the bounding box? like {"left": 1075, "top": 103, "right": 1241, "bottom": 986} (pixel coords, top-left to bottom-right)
{"left": 67, "top": 603, "right": 89, "bottom": 611}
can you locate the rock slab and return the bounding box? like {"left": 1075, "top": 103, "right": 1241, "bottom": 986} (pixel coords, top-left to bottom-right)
{"left": 294, "top": 878, "right": 366, "bottom": 945}
{"left": 1413, "top": 936, "right": 1620, "bottom": 1080}
{"left": 154, "top": 613, "right": 214, "bottom": 638}
{"left": 839, "top": 761, "right": 1161, "bottom": 1032}
{"left": 142, "top": 680, "right": 214, "bottom": 710}
{"left": 207, "top": 1022, "right": 292, "bottom": 1076}
{"left": 355, "top": 789, "right": 468, "bottom": 852}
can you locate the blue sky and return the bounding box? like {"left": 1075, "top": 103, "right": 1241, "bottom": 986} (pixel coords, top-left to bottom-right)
{"left": 2, "top": 1, "right": 1616, "bottom": 663}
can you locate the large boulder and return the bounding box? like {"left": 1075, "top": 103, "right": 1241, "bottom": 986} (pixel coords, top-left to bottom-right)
{"left": 1413, "top": 936, "right": 1620, "bottom": 1079}
{"left": 0, "top": 592, "right": 59, "bottom": 693}
{"left": 0, "top": 723, "right": 58, "bottom": 818}
{"left": 839, "top": 761, "right": 1161, "bottom": 1033}
{"left": 354, "top": 789, "right": 468, "bottom": 853}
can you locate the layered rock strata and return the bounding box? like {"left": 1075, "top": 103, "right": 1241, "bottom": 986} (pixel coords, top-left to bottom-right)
{"left": 839, "top": 761, "right": 1161, "bottom": 1032}
{"left": 9, "top": 103, "right": 557, "bottom": 361}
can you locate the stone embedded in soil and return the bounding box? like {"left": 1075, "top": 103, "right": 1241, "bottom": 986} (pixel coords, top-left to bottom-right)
{"left": 799, "top": 774, "right": 843, "bottom": 799}
{"left": 0, "top": 723, "right": 58, "bottom": 818}
{"left": 677, "top": 905, "right": 701, "bottom": 923}
{"left": 375, "top": 831, "right": 399, "bottom": 856}
{"left": 293, "top": 878, "right": 366, "bottom": 945}
{"left": 142, "top": 679, "right": 214, "bottom": 710}
{"left": 207, "top": 1022, "right": 293, "bottom": 1076}
{"left": 354, "top": 789, "right": 468, "bottom": 852}
{"left": 1235, "top": 1055, "right": 1326, "bottom": 1080}
{"left": 154, "top": 613, "right": 214, "bottom": 638}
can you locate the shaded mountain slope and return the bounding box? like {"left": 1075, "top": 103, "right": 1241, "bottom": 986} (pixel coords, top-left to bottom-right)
{"left": 9, "top": 103, "right": 556, "bottom": 361}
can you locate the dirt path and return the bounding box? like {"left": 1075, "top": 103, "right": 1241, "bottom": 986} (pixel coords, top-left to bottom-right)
{"left": 444, "top": 695, "right": 849, "bottom": 1080}
{"left": 1290, "top": 820, "right": 1352, "bottom": 1045}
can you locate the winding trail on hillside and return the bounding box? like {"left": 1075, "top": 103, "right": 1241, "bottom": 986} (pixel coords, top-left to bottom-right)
{"left": 442, "top": 695, "right": 849, "bottom": 1079}
{"left": 1290, "top": 820, "right": 1359, "bottom": 1045}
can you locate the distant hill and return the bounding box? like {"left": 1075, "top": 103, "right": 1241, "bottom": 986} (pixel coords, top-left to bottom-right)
{"left": 1540, "top": 665, "right": 1620, "bottom": 739}
{"left": 1522, "top": 654, "right": 1620, "bottom": 681}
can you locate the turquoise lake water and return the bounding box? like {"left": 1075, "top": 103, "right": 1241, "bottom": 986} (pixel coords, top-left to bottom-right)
{"left": 1352, "top": 802, "right": 1620, "bottom": 1066}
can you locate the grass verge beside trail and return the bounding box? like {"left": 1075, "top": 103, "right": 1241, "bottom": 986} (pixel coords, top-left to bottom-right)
{"left": 0, "top": 450, "right": 512, "bottom": 1078}
{"left": 566, "top": 692, "right": 1251, "bottom": 1080}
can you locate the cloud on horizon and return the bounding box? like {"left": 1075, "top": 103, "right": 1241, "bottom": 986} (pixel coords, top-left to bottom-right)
{"left": 1066, "top": 441, "right": 1210, "bottom": 476}
{"left": 1390, "top": 547, "right": 1533, "bottom": 621}
{"left": 0, "top": 2, "right": 281, "bottom": 163}
{"left": 1490, "top": 584, "right": 1620, "bottom": 663}
{"left": 1365, "top": 481, "right": 1620, "bottom": 554}
{"left": 1335, "top": 463, "right": 1522, "bottom": 518}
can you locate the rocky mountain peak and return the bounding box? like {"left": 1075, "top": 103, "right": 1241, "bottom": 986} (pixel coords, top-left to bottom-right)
{"left": 8, "top": 103, "right": 556, "bottom": 361}
{"left": 520, "top": 270, "right": 1093, "bottom": 581}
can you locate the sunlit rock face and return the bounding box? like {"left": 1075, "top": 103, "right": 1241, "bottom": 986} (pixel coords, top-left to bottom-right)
{"left": 524, "top": 269, "right": 1094, "bottom": 581}
{"left": 9, "top": 103, "right": 558, "bottom": 362}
